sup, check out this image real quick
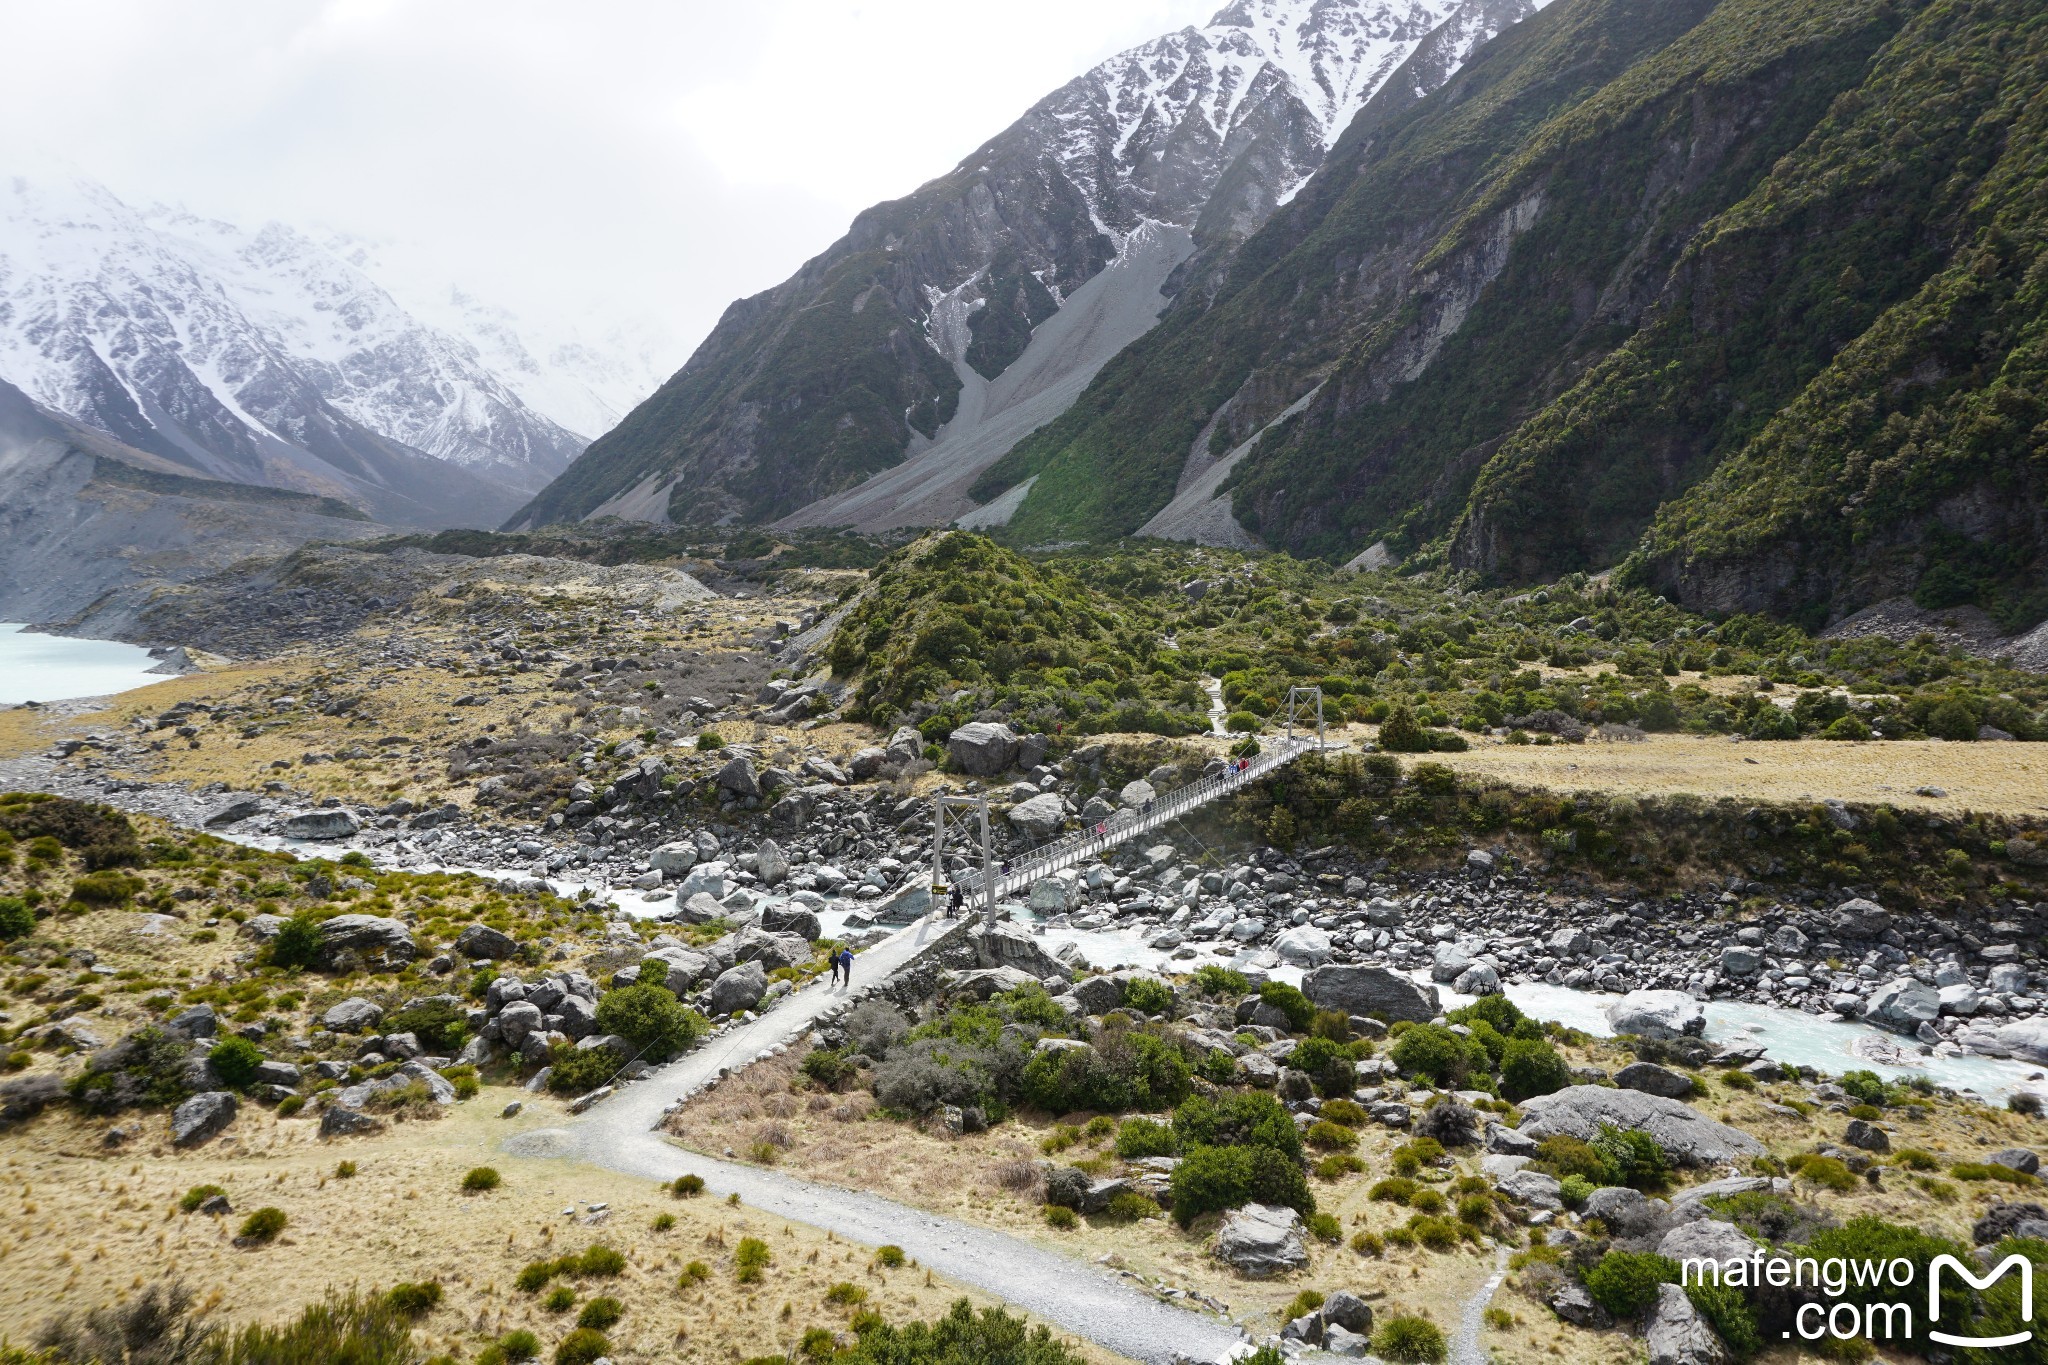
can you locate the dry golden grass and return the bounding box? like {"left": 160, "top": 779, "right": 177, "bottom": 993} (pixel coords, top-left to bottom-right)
{"left": 1421, "top": 733, "right": 2048, "bottom": 817}
{"left": 0, "top": 1094, "right": 1112, "bottom": 1364}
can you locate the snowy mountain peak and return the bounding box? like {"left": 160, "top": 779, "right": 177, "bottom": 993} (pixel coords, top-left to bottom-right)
{"left": 0, "top": 175, "right": 673, "bottom": 522}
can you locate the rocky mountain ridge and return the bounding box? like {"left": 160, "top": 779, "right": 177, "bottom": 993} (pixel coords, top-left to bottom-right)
{"left": 509, "top": 0, "right": 1549, "bottom": 533}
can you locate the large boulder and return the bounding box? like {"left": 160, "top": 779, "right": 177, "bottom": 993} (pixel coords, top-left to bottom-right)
{"left": 1214, "top": 1203, "right": 1308, "bottom": 1276}
{"left": 947, "top": 722, "right": 1019, "bottom": 776}
{"left": 649, "top": 842, "right": 699, "bottom": 876}
{"left": 1658, "top": 1220, "right": 1761, "bottom": 1272}
{"left": 969, "top": 922, "right": 1073, "bottom": 981}
{"left": 707, "top": 961, "right": 768, "bottom": 1016}
{"left": 1272, "top": 926, "right": 1333, "bottom": 967}
{"left": 1986, "top": 1020, "right": 2048, "bottom": 1063}
{"left": 1647, "top": 1284, "right": 1727, "bottom": 1365}
{"left": 1616, "top": 1062, "right": 1696, "bottom": 1099}
{"left": 282, "top": 809, "right": 360, "bottom": 840}
{"left": 761, "top": 903, "right": 822, "bottom": 941}
{"left": 454, "top": 924, "right": 517, "bottom": 960}
{"left": 322, "top": 997, "right": 384, "bottom": 1033}
{"left": 496, "top": 1001, "right": 545, "bottom": 1048}
{"left": 1606, "top": 990, "right": 1706, "bottom": 1040}
{"left": 1866, "top": 978, "right": 1941, "bottom": 1033}
{"left": 640, "top": 947, "right": 713, "bottom": 994}
{"left": 1302, "top": 963, "right": 1439, "bottom": 1022}
{"left": 1008, "top": 793, "right": 1067, "bottom": 839}
{"left": 716, "top": 756, "right": 761, "bottom": 799}
{"left": 315, "top": 916, "right": 417, "bottom": 972}
{"left": 171, "top": 1091, "right": 237, "bottom": 1147}
{"left": 1516, "top": 1086, "right": 1766, "bottom": 1167}
{"left": 319, "top": 1105, "right": 385, "bottom": 1138}
{"left": 730, "top": 925, "right": 811, "bottom": 971}
{"left": 753, "top": 839, "right": 790, "bottom": 887}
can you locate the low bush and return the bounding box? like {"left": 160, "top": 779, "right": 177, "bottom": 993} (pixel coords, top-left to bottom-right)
{"left": 1104, "top": 1192, "right": 1162, "bottom": 1222}
{"left": 546, "top": 1042, "right": 621, "bottom": 1095}
{"left": 874, "top": 1245, "right": 906, "bottom": 1268}
{"left": 1583, "top": 1251, "right": 1679, "bottom": 1319}
{"left": 385, "top": 998, "right": 468, "bottom": 1054}
{"left": 1952, "top": 1161, "right": 2038, "bottom": 1186}
{"left": 1169, "top": 1142, "right": 1314, "bottom": 1226}
{"left": 1318, "top": 1098, "right": 1369, "bottom": 1126}
{"left": 1306, "top": 1211, "right": 1342, "bottom": 1243}
{"left": 1044, "top": 1204, "right": 1078, "bottom": 1229}
{"left": 1257, "top": 981, "right": 1316, "bottom": 1032}
{"left": 495, "top": 1329, "right": 542, "bottom": 1362}
{"left": 386, "top": 1281, "right": 443, "bottom": 1318}
{"left": 237, "top": 1207, "right": 287, "bottom": 1243}
{"left": 335, "top": 1160, "right": 358, "bottom": 1179}
{"left": 462, "top": 1166, "right": 502, "bottom": 1193}
{"left": 1391, "top": 1137, "right": 1445, "bottom": 1177}
{"left": 735, "top": 1237, "right": 772, "bottom": 1283}
{"left": 1371, "top": 1177, "right": 1419, "bottom": 1204}
{"left": 1498, "top": 1039, "right": 1571, "bottom": 1101}
{"left": 826, "top": 1282, "right": 869, "bottom": 1307}
{"left": 1687, "top": 1282, "right": 1761, "bottom": 1361}
{"left": 1114, "top": 1117, "right": 1177, "bottom": 1158}
{"left": 1305, "top": 1120, "right": 1358, "bottom": 1151}
{"left": 1408, "top": 1188, "right": 1448, "bottom": 1215}
{"left": 1391, "top": 1025, "right": 1484, "bottom": 1087}
{"left": 179, "top": 1183, "right": 227, "bottom": 1213}
{"left": 1893, "top": 1147, "right": 1940, "bottom": 1172}
{"left": 555, "top": 1328, "right": 611, "bottom": 1365}
{"left": 1795, "top": 1218, "right": 1973, "bottom": 1353}
{"left": 1315, "top": 1153, "right": 1366, "bottom": 1179}
{"left": 574, "top": 1245, "right": 626, "bottom": 1278}
{"left": 1414, "top": 1097, "right": 1481, "bottom": 1148}
{"left": 1790, "top": 1155, "right": 1859, "bottom": 1192}
{"left": 672, "top": 1173, "right": 706, "bottom": 1196}
{"left": 651, "top": 1212, "right": 676, "bottom": 1231}
{"left": 576, "top": 1296, "right": 623, "bottom": 1331}
{"left": 1558, "top": 1175, "right": 1595, "bottom": 1208}
{"left": 594, "top": 983, "right": 706, "bottom": 1062}
{"left": 544, "top": 1286, "right": 576, "bottom": 1313}
{"left": 209, "top": 1289, "right": 418, "bottom": 1364}
{"left": 0, "top": 895, "right": 34, "bottom": 940}
{"left": 1372, "top": 1315, "right": 1448, "bottom": 1364}
{"left": 1122, "top": 977, "right": 1175, "bottom": 1017}
{"left": 1351, "top": 1230, "right": 1385, "bottom": 1256}
{"left": 679, "top": 1261, "right": 710, "bottom": 1286}
{"left": 516, "top": 1262, "right": 556, "bottom": 1293}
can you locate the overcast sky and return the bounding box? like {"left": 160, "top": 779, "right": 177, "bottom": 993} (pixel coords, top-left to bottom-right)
{"left": 0, "top": 0, "right": 1219, "bottom": 363}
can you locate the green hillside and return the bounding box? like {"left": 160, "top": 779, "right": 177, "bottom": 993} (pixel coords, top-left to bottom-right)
{"left": 980, "top": 0, "right": 2046, "bottom": 632}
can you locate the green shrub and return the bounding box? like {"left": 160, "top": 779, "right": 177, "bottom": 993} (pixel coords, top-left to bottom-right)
{"left": 462, "top": 1166, "right": 502, "bottom": 1192}
{"left": 211, "top": 1289, "right": 418, "bottom": 1364}
{"left": 1351, "top": 1230, "right": 1385, "bottom": 1256}
{"left": 1371, "top": 1177, "right": 1419, "bottom": 1204}
{"left": 0, "top": 896, "right": 34, "bottom": 940}
{"left": 1306, "top": 1211, "right": 1343, "bottom": 1243}
{"left": 735, "top": 1236, "right": 772, "bottom": 1283}
{"left": 179, "top": 1183, "right": 228, "bottom": 1213}
{"left": 1839, "top": 1070, "right": 1888, "bottom": 1106}
{"left": 1172, "top": 1091, "right": 1303, "bottom": 1162}
{"left": 1315, "top": 1153, "right": 1366, "bottom": 1179}
{"left": 385, "top": 998, "right": 468, "bottom": 1053}
{"left": 385, "top": 1281, "right": 443, "bottom": 1318}
{"left": 1257, "top": 982, "right": 1316, "bottom": 1031}
{"left": 544, "top": 1286, "right": 576, "bottom": 1313}
{"left": 1583, "top": 1251, "right": 1679, "bottom": 1319}
{"left": 1796, "top": 1218, "right": 1973, "bottom": 1352}
{"left": 1122, "top": 977, "right": 1174, "bottom": 1017}
{"left": 1408, "top": 1188, "right": 1448, "bottom": 1215}
{"left": 516, "top": 1262, "right": 556, "bottom": 1294}
{"left": 825, "top": 1282, "right": 869, "bottom": 1307}
{"left": 1893, "top": 1147, "right": 1940, "bottom": 1172}
{"left": 651, "top": 1212, "right": 676, "bottom": 1232}
{"left": 1168, "top": 1142, "right": 1313, "bottom": 1226}
{"left": 1391, "top": 1137, "right": 1445, "bottom": 1177}
{"left": 1305, "top": 1120, "right": 1358, "bottom": 1151}
{"left": 680, "top": 1261, "right": 710, "bottom": 1286}
{"left": 1534, "top": 1134, "right": 1614, "bottom": 1184}
{"left": 672, "top": 1173, "right": 706, "bottom": 1196}
{"left": 1687, "top": 1282, "right": 1761, "bottom": 1361}
{"left": 1191, "top": 966, "right": 1249, "bottom": 997}
{"left": 594, "top": 983, "right": 706, "bottom": 1061}
{"left": 334, "top": 1160, "right": 357, "bottom": 1179}
{"left": 496, "top": 1330, "right": 541, "bottom": 1362}
{"left": 1043, "top": 1204, "right": 1078, "bottom": 1229}
{"left": 1319, "top": 1098, "right": 1369, "bottom": 1126}
{"left": 208, "top": 1036, "right": 265, "bottom": 1088}
{"left": 1591, "top": 1122, "right": 1670, "bottom": 1189}
{"left": 1558, "top": 1175, "right": 1595, "bottom": 1208}
{"left": 874, "top": 1245, "right": 906, "bottom": 1268}
{"left": 1498, "top": 1038, "right": 1571, "bottom": 1101}
{"left": 801, "top": 1327, "right": 838, "bottom": 1361}
{"left": 237, "top": 1207, "right": 288, "bottom": 1243}
{"left": 266, "top": 912, "right": 323, "bottom": 969}
{"left": 1104, "top": 1192, "right": 1162, "bottom": 1222}
{"left": 1390, "top": 1024, "right": 1480, "bottom": 1087}
{"left": 575, "top": 1296, "right": 623, "bottom": 1331}
{"left": 547, "top": 1042, "right": 621, "bottom": 1095}
{"left": 1790, "top": 1154, "right": 1858, "bottom": 1192}
{"left": 697, "top": 729, "right": 726, "bottom": 751}
{"left": 1952, "top": 1161, "right": 2038, "bottom": 1186}
{"left": 1372, "top": 1315, "right": 1447, "bottom": 1364}
{"left": 574, "top": 1244, "right": 626, "bottom": 1278}
{"left": 554, "top": 1328, "right": 611, "bottom": 1365}
{"left": 1114, "top": 1117, "right": 1177, "bottom": 1158}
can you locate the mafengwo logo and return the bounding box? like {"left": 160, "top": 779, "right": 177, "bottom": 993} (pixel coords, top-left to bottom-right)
{"left": 1682, "top": 1252, "right": 2035, "bottom": 1347}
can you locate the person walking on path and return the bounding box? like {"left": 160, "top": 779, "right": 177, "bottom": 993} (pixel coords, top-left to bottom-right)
{"left": 947, "top": 884, "right": 963, "bottom": 918}
{"left": 837, "top": 946, "right": 855, "bottom": 989}
{"left": 828, "top": 948, "right": 844, "bottom": 988}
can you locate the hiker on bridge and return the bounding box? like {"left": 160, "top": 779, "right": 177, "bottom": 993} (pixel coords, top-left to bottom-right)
{"left": 947, "top": 883, "right": 963, "bottom": 918}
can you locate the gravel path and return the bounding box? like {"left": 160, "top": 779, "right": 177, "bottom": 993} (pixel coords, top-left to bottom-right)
{"left": 1449, "top": 1249, "right": 1509, "bottom": 1365}
{"left": 506, "top": 913, "right": 1247, "bottom": 1365}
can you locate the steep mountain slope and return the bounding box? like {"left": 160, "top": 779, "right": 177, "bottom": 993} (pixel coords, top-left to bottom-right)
{"left": 0, "top": 177, "right": 588, "bottom": 524}
{"left": 510, "top": 0, "right": 1547, "bottom": 533}
{"left": 982, "top": 0, "right": 2046, "bottom": 632}
{"left": 0, "top": 375, "right": 384, "bottom": 622}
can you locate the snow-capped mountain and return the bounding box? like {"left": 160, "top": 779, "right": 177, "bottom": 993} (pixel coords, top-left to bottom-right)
{"left": 512, "top": 0, "right": 1546, "bottom": 533}
{"left": 0, "top": 176, "right": 650, "bottom": 524}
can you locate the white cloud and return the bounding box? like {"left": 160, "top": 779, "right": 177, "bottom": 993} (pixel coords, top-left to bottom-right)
{"left": 0, "top": 0, "right": 1217, "bottom": 371}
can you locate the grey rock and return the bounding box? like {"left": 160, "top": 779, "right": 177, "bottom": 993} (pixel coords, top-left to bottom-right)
{"left": 1213, "top": 1203, "right": 1308, "bottom": 1276}
{"left": 1583, "top": 1186, "right": 1668, "bottom": 1239}
{"left": 1549, "top": 1279, "right": 1611, "bottom": 1329}
{"left": 202, "top": 796, "right": 264, "bottom": 827}
{"left": 754, "top": 839, "right": 790, "bottom": 887}
{"left": 1516, "top": 1086, "right": 1766, "bottom": 1166}
{"left": 650, "top": 842, "right": 699, "bottom": 876}
{"left": 1606, "top": 990, "right": 1706, "bottom": 1040}
{"left": 314, "top": 915, "right": 417, "bottom": 972}
{"left": 947, "top": 722, "right": 1020, "bottom": 776}
{"left": 1647, "top": 1283, "right": 1726, "bottom": 1365}
{"left": 761, "top": 904, "right": 822, "bottom": 941}
{"left": 252, "top": 1060, "right": 301, "bottom": 1088}
{"left": 1008, "top": 793, "right": 1067, "bottom": 839}
{"left": 496, "top": 1000, "right": 545, "bottom": 1047}
{"left": 455, "top": 924, "right": 517, "bottom": 960}
{"left": 1302, "top": 963, "right": 1439, "bottom": 1022}
{"left": 969, "top": 922, "right": 1073, "bottom": 981}
{"left": 730, "top": 924, "right": 810, "bottom": 971}
{"left": 1989, "top": 1148, "right": 2041, "bottom": 1177}
{"left": 1973, "top": 1201, "right": 2048, "bottom": 1245}
{"left": 1658, "top": 1220, "right": 1760, "bottom": 1271}
{"left": 1616, "top": 1062, "right": 1696, "bottom": 1099}
{"left": 1867, "top": 978, "right": 1942, "bottom": 1032}
{"left": 282, "top": 809, "right": 360, "bottom": 840}
{"left": 237, "top": 913, "right": 287, "bottom": 943}
{"left": 171, "top": 1091, "right": 237, "bottom": 1147}
{"left": 318, "top": 1105, "right": 384, "bottom": 1138}
{"left": 707, "top": 961, "right": 768, "bottom": 1016}
{"left": 322, "top": 997, "right": 384, "bottom": 1033}
{"left": 1273, "top": 926, "right": 1333, "bottom": 967}
{"left": 717, "top": 756, "right": 761, "bottom": 798}
{"left": 1497, "top": 1170, "right": 1564, "bottom": 1209}
{"left": 1843, "top": 1118, "right": 1891, "bottom": 1153}
{"left": 168, "top": 1004, "right": 218, "bottom": 1039}
{"left": 1323, "top": 1290, "right": 1374, "bottom": 1337}
{"left": 1719, "top": 946, "right": 1764, "bottom": 977}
